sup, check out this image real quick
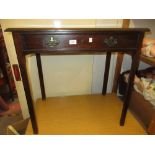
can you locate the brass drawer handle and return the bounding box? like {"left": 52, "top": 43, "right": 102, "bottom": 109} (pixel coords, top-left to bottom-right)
{"left": 104, "top": 36, "right": 117, "bottom": 47}
{"left": 46, "top": 36, "right": 60, "bottom": 47}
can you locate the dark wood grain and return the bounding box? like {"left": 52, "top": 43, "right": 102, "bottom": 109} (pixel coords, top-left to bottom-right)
{"left": 120, "top": 32, "right": 145, "bottom": 126}
{"left": 21, "top": 33, "right": 139, "bottom": 53}
{"left": 102, "top": 52, "right": 111, "bottom": 95}
{"left": 12, "top": 33, "right": 38, "bottom": 134}
{"left": 7, "top": 28, "right": 149, "bottom": 134}
{"left": 36, "top": 54, "right": 46, "bottom": 100}
{"left": 5, "top": 28, "right": 150, "bottom": 33}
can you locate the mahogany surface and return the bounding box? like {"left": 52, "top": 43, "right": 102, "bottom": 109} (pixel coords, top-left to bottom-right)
{"left": 5, "top": 28, "right": 150, "bottom": 134}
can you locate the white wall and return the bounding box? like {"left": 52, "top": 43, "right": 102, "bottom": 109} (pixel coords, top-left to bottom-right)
{"left": 0, "top": 19, "right": 122, "bottom": 118}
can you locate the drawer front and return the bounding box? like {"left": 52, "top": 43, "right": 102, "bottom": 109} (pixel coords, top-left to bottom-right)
{"left": 22, "top": 33, "right": 139, "bottom": 53}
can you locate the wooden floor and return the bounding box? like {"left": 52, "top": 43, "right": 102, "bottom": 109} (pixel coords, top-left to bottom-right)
{"left": 26, "top": 94, "right": 146, "bottom": 135}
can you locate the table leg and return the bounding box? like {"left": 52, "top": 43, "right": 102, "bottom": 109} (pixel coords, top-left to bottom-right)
{"left": 120, "top": 52, "right": 140, "bottom": 126}
{"left": 36, "top": 54, "right": 46, "bottom": 100}
{"left": 102, "top": 52, "right": 111, "bottom": 95}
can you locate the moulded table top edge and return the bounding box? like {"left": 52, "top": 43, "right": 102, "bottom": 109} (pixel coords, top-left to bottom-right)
{"left": 5, "top": 28, "right": 150, "bottom": 33}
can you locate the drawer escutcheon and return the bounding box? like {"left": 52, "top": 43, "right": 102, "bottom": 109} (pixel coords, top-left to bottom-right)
{"left": 104, "top": 36, "right": 117, "bottom": 47}
{"left": 45, "top": 36, "right": 60, "bottom": 47}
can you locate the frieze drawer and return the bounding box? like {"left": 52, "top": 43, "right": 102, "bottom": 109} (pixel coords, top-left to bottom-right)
{"left": 22, "top": 33, "right": 139, "bottom": 54}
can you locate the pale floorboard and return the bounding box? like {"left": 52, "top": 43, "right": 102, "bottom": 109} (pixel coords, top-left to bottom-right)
{"left": 26, "top": 94, "right": 146, "bottom": 135}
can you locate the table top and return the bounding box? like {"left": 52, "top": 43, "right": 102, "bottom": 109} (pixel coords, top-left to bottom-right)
{"left": 5, "top": 28, "right": 150, "bottom": 33}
